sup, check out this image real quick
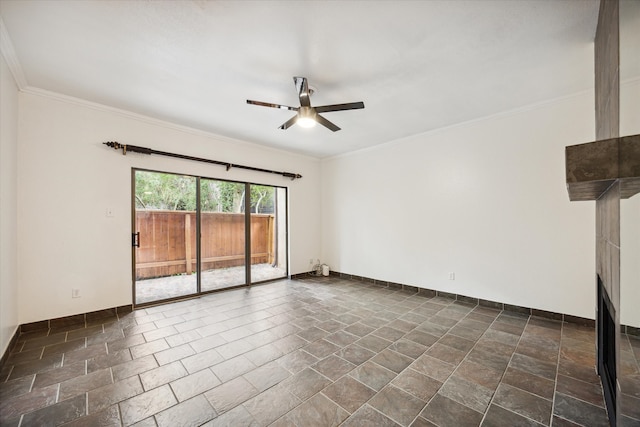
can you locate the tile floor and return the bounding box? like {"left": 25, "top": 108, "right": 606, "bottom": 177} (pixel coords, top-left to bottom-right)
{"left": 0, "top": 276, "right": 634, "bottom": 426}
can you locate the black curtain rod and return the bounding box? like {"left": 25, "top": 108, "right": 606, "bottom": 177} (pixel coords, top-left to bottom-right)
{"left": 103, "top": 141, "right": 302, "bottom": 180}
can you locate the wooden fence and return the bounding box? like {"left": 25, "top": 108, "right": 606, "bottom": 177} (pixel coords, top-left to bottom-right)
{"left": 135, "top": 210, "right": 274, "bottom": 279}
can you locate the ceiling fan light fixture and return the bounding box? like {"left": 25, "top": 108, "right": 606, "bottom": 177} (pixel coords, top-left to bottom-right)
{"left": 297, "top": 107, "right": 317, "bottom": 128}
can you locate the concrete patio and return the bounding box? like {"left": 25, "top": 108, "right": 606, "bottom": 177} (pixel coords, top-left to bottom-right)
{"left": 135, "top": 263, "right": 286, "bottom": 304}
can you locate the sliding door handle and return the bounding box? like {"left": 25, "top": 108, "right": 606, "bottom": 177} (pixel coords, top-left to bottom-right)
{"left": 132, "top": 232, "right": 140, "bottom": 248}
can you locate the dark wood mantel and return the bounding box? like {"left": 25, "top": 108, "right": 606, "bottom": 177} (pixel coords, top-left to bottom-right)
{"left": 566, "top": 134, "right": 640, "bottom": 201}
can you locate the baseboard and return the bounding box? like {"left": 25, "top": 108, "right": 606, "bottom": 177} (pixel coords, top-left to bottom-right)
{"left": 299, "top": 270, "right": 597, "bottom": 327}
{"left": 0, "top": 325, "right": 21, "bottom": 371}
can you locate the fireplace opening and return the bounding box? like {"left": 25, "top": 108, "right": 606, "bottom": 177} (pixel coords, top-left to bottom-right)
{"left": 597, "top": 276, "right": 616, "bottom": 427}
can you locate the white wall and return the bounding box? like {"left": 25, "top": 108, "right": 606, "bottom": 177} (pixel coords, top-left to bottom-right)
{"left": 321, "top": 91, "right": 597, "bottom": 319}
{"left": 16, "top": 92, "right": 321, "bottom": 324}
{"left": 0, "top": 53, "right": 19, "bottom": 354}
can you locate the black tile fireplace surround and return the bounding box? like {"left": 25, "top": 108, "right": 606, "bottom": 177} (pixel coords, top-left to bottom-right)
{"left": 597, "top": 276, "right": 616, "bottom": 427}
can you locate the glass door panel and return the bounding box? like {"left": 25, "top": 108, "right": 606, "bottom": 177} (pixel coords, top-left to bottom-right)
{"left": 250, "top": 185, "right": 287, "bottom": 282}
{"left": 200, "top": 179, "right": 247, "bottom": 292}
{"left": 133, "top": 171, "right": 198, "bottom": 305}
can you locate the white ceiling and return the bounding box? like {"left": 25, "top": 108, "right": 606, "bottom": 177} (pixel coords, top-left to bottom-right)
{"left": 0, "top": 0, "right": 600, "bottom": 158}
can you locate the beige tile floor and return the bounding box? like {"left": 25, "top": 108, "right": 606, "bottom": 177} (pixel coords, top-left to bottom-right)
{"left": 1, "top": 276, "right": 637, "bottom": 426}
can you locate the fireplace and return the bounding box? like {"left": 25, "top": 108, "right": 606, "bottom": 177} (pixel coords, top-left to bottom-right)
{"left": 597, "top": 276, "right": 616, "bottom": 426}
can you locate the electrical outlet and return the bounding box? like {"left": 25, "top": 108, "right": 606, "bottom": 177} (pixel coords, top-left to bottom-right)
{"left": 72, "top": 289, "right": 81, "bottom": 298}
{"left": 449, "top": 272, "right": 455, "bottom": 280}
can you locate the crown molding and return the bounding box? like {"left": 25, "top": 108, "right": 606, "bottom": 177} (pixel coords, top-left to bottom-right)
{"left": 0, "top": 16, "right": 28, "bottom": 90}
{"left": 21, "top": 86, "right": 320, "bottom": 163}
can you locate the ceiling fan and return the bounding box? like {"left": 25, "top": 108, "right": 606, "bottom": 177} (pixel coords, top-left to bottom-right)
{"left": 247, "top": 76, "right": 365, "bottom": 132}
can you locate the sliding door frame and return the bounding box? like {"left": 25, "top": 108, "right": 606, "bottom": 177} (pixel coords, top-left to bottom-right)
{"left": 131, "top": 167, "right": 288, "bottom": 308}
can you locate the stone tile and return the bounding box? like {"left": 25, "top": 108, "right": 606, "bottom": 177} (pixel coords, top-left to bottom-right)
{"left": 87, "top": 349, "right": 133, "bottom": 373}
{"left": 0, "top": 375, "right": 35, "bottom": 400}
{"left": 111, "top": 354, "right": 159, "bottom": 381}
{"left": 323, "top": 375, "right": 376, "bottom": 413}
{"left": 341, "top": 404, "right": 400, "bottom": 427}
{"left": 154, "top": 394, "right": 217, "bottom": 427}
{"left": 304, "top": 339, "right": 341, "bottom": 358}
{"left": 0, "top": 383, "right": 58, "bottom": 420}
{"left": 189, "top": 334, "right": 227, "bottom": 353}
{"left": 388, "top": 339, "right": 427, "bottom": 359}
{"left": 118, "top": 384, "right": 177, "bottom": 426}
{"left": 343, "top": 323, "right": 376, "bottom": 337}
{"left": 326, "top": 330, "right": 360, "bottom": 347}
{"left": 373, "top": 326, "right": 406, "bottom": 342}
{"left": 21, "top": 393, "right": 86, "bottom": 426}
{"left": 403, "top": 330, "right": 439, "bottom": 347}
{"left": 243, "top": 343, "right": 284, "bottom": 367}
{"left": 276, "top": 349, "right": 319, "bottom": 374}
{"left": 509, "top": 353, "right": 557, "bottom": 381}
{"left": 8, "top": 353, "right": 64, "bottom": 379}
{"left": 297, "top": 326, "right": 330, "bottom": 342}
{"left": 349, "top": 361, "right": 397, "bottom": 391}
{"left": 41, "top": 338, "right": 87, "bottom": 357}
{"left": 421, "top": 393, "right": 483, "bottom": 427}
{"left": 369, "top": 385, "right": 425, "bottom": 426}
{"left": 32, "top": 360, "right": 86, "bottom": 389}
{"left": 60, "top": 404, "right": 121, "bottom": 427}
{"left": 64, "top": 343, "right": 109, "bottom": 364}
{"left": 181, "top": 348, "right": 226, "bottom": 374}
{"left": 466, "top": 347, "right": 511, "bottom": 373}
{"left": 107, "top": 334, "right": 146, "bottom": 353}
{"left": 438, "top": 334, "right": 476, "bottom": 353}
{"left": 425, "top": 343, "right": 467, "bottom": 365}
{"left": 286, "top": 392, "right": 349, "bottom": 427}
{"left": 336, "top": 344, "right": 376, "bottom": 366}
{"left": 501, "top": 367, "right": 555, "bottom": 400}
{"left": 553, "top": 393, "right": 610, "bottom": 426}
{"left": 204, "top": 376, "right": 259, "bottom": 414}
{"left": 481, "top": 403, "right": 545, "bottom": 427}
{"left": 202, "top": 404, "right": 257, "bottom": 426}
{"left": 283, "top": 367, "right": 332, "bottom": 400}
{"left": 556, "top": 374, "right": 605, "bottom": 407}
{"left": 242, "top": 385, "right": 300, "bottom": 426}
{"left": 170, "top": 368, "right": 221, "bottom": 401}
{"left": 130, "top": 338, "right": 170, "bottom": 359}
{"left": 392, "top": 368, "right": 441, "bottom": 402}
{"left": 139, "top": 361, "right": 188, "bottom": 391}
{"left": 439, "top": 374, "right": 493, "bottom": 413}
{"left": 88, "top": 375, "right": 144, "bottom": 414}
{"left": 243, "top": 361, "right": 290, "bottom": 391}
{"left": 312, "top": 354, "right": 356, "bottom": 381}
{"left": 371, "top": 349, "right": 414, "bottom": 374}
{"left": 59, "top": 368, "right": 113, "bottom": 400}
{"left": 355, "top": 334, "right": 392, "bottom": 353}
{"left": 153, "top": 343, "right": 196, "bottom": 366}
{"left": 410, "top": 354, "right": 456, "bottom": 382}
{"left": 492, "top": 383, "right": 552, "bottom": 425}
{"left": 455, "top": 359, "right": 503, "bottom": 391}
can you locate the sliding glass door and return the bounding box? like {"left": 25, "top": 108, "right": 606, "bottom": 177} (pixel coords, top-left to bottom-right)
{"left": 133, "top": 171, "right": 198, "bottom": 304}
{"left": 132, "top": 169, "right": 287, "bottom": 306}
{"left": 200, "top": 179, "right": 247, "bottom": 292}
{"left": 250, "top": 185, "right": 288, "bottom": 283}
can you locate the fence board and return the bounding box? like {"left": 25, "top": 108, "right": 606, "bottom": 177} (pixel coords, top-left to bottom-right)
{"left": 135, "top": 210, "right": 274, "bottom": 279}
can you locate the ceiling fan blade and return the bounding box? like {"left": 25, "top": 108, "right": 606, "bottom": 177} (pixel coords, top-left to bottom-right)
{"left": 315, "top": 114, "right": 341, "bottom": 132}
{"left": 247, "top": 100, "right": 298, "bottom": 111}
{"left": 279, "top": 115, "right": 299, "bottom": 130}
{"left": 314, "top": 102, "right": 365, "bottom": 113}
{"left": 294, "top": 76, "right": 311, "bottom": 107}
